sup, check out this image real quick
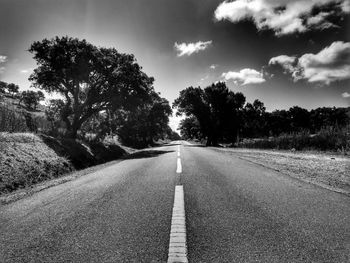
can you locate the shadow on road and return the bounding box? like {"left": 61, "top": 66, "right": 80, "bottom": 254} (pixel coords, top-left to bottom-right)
{"left": 184, "top": 144, "right": 206, "bottom": 148}
{"left": 159, "top": 143, "right": 181, "bottom": 147}
{"left": 123, "top": 150, "right": 174, "bottom": 160}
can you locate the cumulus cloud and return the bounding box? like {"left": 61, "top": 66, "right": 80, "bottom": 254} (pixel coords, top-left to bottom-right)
{"left": 200, "top": 75, "right": 209, "bottom": 81}
{"left": 269, "top": 41, "right": 350, "bottom": 84}
{"left": 222, "top": 68, "right": 266, "bottom": 85}
{"left": 342, "top": 92, "right": 350, "bottom": 98}
{"left": 210, "top": 64, "right": 218, "bottom": 69}
{"left": 20, "top": 68, "right": 33, "bottom": 74}
{"left": 0, "top": 55, "right": 7, "bottom": 74}
{"left": 174, "top": 41, "right": 212, "bottom": 56}
{"left": 269, "top": 55, "right": 298, "bottom": 73}
{"left": 214, "top": 0, "right": 350, "bottom": 35}
{"left": 0, "top": 55, "right": 7, "bottom": 63}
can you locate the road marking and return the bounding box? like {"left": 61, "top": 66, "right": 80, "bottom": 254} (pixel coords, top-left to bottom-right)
{"left": 177, "top": 151, "right": 180, "bottom": 157}
{"left": 168, "top": 185, "right": 188, "bottom": 263}
{"left": 176, "top": 158, "right": 182, "bottom": 173}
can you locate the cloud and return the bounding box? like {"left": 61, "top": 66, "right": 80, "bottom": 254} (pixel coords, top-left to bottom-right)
{"left": 0, "top": 55, "right": 7, "bottom": 63}
{"left": 214, "top": 0, "right": 350, "bottom": 35}
{"left": 174, "top": 41, "right": 212, "bottom": 56}
{"left": 342, "top": 92, "right": 350, "bottom": 98}
{"left": 0, "top": 55, "right": 7, "bottom": 74}
{"left": 210, "top": 64, "right": 218, "bottom": 69}
{"left": 269, "top": 55, "right": 298, "bottom": 73}
{"left": 20, "top": 68, "right": 33, "bottom": 74}
{"left": 269, "top": 41, "right": 350, "bottom": 84}
{"left": 222, "top": 68, "right": 266, "bottom": 85}
{"left": 200, "top": 75, "right": 209, "bottom": 81}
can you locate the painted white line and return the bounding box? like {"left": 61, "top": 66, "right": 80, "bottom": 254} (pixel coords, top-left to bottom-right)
{"left": 177, "top": 151, "right": 180, "bottom": 157}
{"left": 176, "top": 157, "right": 182, "bottom": 174}
{"left": 168, "top": 185, "right": 188, "bottom": 263}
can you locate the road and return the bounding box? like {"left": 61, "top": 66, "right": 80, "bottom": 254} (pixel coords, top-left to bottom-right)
{"left": 1, "top": 141, "right": 349, "bottom": 262}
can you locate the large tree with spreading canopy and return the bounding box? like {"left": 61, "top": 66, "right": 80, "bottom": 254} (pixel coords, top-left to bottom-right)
{"left": 29, "top": 36, "right": 155, "bottom": 138}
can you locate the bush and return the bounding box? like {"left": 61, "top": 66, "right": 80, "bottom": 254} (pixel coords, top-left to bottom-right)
{"left": 0, "top": 104, "right": 28, "bottom": 132}
{"left": 238, "top": 126, "right": 350, "bottom": 152}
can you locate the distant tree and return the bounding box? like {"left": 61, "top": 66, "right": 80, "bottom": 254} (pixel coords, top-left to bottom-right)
{"left": 310, "top": 107, "right": 349, "bottom": 132}
{"left": 0, "top": 81, "right": 7, "bottom": 93}
{"left": 29, "top": 36, "right": 155, "bottom": 138}
{"left": 242, "top": 99, "right": 267, "bottom": 138}
{"left": 116, "top": 92, "right": 172, "bottom": 147}
{"left": 265, "top": 110, "right": 291, "bottom": 136}
{"left": 179, "top": 116, "right": 202, "bottom": 140}
{"left": 20, "top": 90, "right": 45, "bottom": 110}
{"left": 174, "top": 82, "right": 246, "bottom": 146}
{"left": 288, "top": 106, "right": 310, "bottom": 132}
{"left": 165, "top": 128, "right": 181, "bottom": 141}
{"left": 45, "top": 99, "right": 65, "bottom": 133}
{"left": 6, "top": 83, "right": 19, "bottom": 96}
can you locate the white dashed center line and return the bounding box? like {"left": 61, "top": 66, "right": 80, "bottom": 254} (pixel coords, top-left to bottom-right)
{"left": 167, "top": 185, "right": 188, "bottom": 263}
{"left": 176, "top": 158, "right": 182, "bottom": 173}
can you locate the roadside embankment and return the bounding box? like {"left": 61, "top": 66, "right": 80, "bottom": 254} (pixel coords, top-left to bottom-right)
{"left": 0, "top": 132, "right": 129, "bottom": 196}
{"left": 211, "top": 147, "right": 350, "bottom": 196}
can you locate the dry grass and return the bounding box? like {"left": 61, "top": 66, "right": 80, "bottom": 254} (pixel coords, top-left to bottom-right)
{"left": 0, "top": 132, "right": 131, "bottom": 195}
{"left": 0, "top": 132, "right": 73, "bottom": 193}
{"left": 212, "top": 147, "right": 350, "bottom": 195}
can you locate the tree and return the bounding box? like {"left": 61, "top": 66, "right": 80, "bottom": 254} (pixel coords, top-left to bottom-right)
{"left": 174, "top": 82, "right": 246, "bottom": 146}
{"left": 29, "top": 36, "right": 154, "bottom": 138}
{"left": 179, "top": 116, "right": 202, "bottom": 140}
{"left": 45, "top": 99, "right": 65, "bottom": 133}
{"left": 242, "top": 99, "right": 267, "bottom": 138}
{"left": 6, "top": 83, "right": 19, "bottom": 96}
{"left": 265, "top": 109, "right": 291, "bottom": 136}
{"left": 0, "top": 81, "right": 7, "bottom": 93}
{"left": 20, "top": 90, "right": 45, "bottom": 110}
{"left": 116, "top": 92, "right": 172, "bottom": 147}
{"left": 288, "top": 106, "right": 310, "bottom": 132}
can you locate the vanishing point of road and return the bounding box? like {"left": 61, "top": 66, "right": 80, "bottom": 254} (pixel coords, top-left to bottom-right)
{"left": 1, "top": 141, "right": 349, "bottom": 262}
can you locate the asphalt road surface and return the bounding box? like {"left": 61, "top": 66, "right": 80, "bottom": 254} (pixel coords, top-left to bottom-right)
{"left": 1, "top": 141, "right": 349, "bottom": 262}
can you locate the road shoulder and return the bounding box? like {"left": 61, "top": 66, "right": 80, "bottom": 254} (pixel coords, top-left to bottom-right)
{"left": 210, "top": 147, "right": 350, "bottom": 196}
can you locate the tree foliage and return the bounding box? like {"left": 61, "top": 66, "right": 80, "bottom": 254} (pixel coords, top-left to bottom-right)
{"left": 29, "top": 36, "right": 155, "bottom": 138}
{"left": 0, "top": 81, "right": 7, "bottom": 93}
{"left": 6, "top": 83, "right": 19, "bottom": 96}
{"left": 173, "top": 82, "right": 245, "bottom": 145}
{"left": 179, "top": 116, "right": 202, "bottom": 140}
{"left": 175, "top": 83, "right": 350, "bottom": 145}
{"left": 115, "top": 92, "right": 172, "bottom": 147}
{"left": 20, "top": 90, "right": 45, "bottom": 110}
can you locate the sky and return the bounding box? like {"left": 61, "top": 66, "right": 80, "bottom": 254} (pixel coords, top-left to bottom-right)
{"left": 0, "top": 0, "right": 350, "bottom": 131}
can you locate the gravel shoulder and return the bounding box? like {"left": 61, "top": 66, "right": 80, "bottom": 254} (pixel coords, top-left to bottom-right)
{"left": 211, "top": 147, "right": 350, "bottom": 196}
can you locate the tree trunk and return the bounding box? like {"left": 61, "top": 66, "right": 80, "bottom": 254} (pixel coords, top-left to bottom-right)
{"left": 65, "top": 121, "right": 80, "bottom": 139}
{"left": 206, "top": 136, "right": 212, "bottom": 146}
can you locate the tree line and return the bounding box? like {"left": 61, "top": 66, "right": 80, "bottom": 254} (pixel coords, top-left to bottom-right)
{"left": 0, "top": 36, "right": 179, "bottom": 146}
{"left": 173, "top": 82, "right": 350, "bottom": 146}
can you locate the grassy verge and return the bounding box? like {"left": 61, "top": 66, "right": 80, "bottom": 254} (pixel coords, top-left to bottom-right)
{"left": 212, "top": 147, "right": 350, "bottom": 195}
{"left": 0, "top": 132, "right": 130, "bottom": 196}
{"left": 0, "top": 133, "right": 73, "bottom": 194}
